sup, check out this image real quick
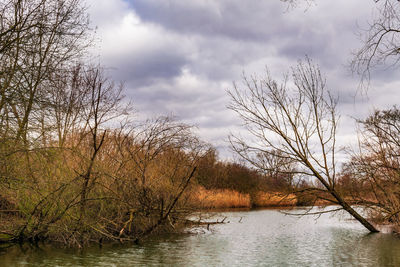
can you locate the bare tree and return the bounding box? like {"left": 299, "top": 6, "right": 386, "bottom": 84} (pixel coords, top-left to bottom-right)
{"left": 228, "top": 58, "right": 378, "bottom": 232}
{"left": 44, "top": 64, "right": 88, "bottom": 147}
{"left": 0, "top": 64, "right": 129, "bottom": 245}
{"left": 351, "top": 0, "right": 400, "bottom": 84}
{"left": 72, "top": 65, "right": 127, "bottom": 222}
{"left": 0, "top": 0, "right": 92, "bottom": 243}
{"left": 86, "top": 116, "right": 204, "bottom": 243}
{"left": 346, "top": 107, "right": 400, "bottom": 225}
{"left": 0, "top": 0, "right": 91, "bottom": 144}
{"left": 275, "top": 0, "right": 400, "bottom": 86}
{"left": 255, "top": 150, "right": 297, "bottom": 192}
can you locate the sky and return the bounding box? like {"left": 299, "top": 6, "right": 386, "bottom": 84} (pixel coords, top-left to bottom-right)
{"left": 86, "top": 0, "right": 400, "bottom": 160}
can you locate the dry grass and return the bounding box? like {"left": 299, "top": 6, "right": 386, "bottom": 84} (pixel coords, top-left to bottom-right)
{"left": 193, "top": 187, "right": 251, "bottom": 209}
{"left": 191, "top": 187, "right": 298, "bottom": 209}
{"left": 253, "top": 192, "right": 297, "bottom": 207}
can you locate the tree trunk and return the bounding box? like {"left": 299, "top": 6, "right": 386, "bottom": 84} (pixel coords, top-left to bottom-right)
{"left": 330, "top": 189, "right": 379, "bottom": 232}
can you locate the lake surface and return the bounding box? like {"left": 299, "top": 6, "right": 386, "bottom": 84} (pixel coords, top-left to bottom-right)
{"left": 1, "top": 207, "right": 400, "bottom": 266}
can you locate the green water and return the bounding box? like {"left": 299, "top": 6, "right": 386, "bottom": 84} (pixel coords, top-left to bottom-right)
{"left": 1, "top": 208, "right": 400, "bottom": 266}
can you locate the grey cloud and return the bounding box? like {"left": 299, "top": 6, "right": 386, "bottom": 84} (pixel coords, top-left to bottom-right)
{"left": 129, "top": 80, "right": 227, "bottom": 116}
{"left": 106, "top": 49, "right": 188, "bottom": 87}
{"left": 129, "top": 0, "right": 293, "bottom": 42}
{"left": 88, "top": 0, "right": 399, "bottom": 159}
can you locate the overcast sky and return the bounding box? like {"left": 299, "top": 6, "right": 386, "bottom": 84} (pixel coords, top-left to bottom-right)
{"left": 86, "top": 0, "right": 400, "bottom": 160}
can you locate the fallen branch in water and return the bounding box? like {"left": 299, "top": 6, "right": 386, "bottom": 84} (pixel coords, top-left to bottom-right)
{"left": 281, "top": 207, "right": 344, "bottom": 218}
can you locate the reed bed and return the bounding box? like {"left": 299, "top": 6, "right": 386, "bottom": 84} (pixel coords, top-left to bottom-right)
{"left": 193, "top": 187, "right": 251, "bottom": 209}
{"left": 253, "top": 192, "right": 297, "bottom": 207}
{"left": 192, "top": 187, "right": 298, "bottom": 209}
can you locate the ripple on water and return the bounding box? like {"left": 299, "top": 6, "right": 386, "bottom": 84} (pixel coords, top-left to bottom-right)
{"left": 1, "top": 207, "right": 400, "bottom": 266}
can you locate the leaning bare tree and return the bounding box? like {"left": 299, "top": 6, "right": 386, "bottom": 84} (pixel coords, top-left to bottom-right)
{"left": 228, "top": 58, "right": 378, "bottom": 232}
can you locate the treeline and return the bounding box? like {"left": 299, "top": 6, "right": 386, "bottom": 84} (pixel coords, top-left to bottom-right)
{"left": 195, "top": 148, "right": 302, "bottom": 206}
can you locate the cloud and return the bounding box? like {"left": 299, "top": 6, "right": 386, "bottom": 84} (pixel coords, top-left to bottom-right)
{"left": 89, "top": 8, "right": 192, "bottom": 86}
{"left": 87, "top": 0, "right": 400, "bottom": 160}
{"left": 129, "top": 0, "right": 289, "bottom": 42}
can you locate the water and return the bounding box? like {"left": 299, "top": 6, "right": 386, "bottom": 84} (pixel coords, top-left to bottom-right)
{"left": 1, "top": 207, "right": 400, "bottom": 266}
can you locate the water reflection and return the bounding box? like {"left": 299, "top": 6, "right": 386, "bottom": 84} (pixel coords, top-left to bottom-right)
{"left": 1, "top": 208, "right": 400, "bottom": 266}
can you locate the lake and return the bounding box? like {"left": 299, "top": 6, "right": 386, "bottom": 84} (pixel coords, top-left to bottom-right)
{"left": 1, "top": 207, "right": 400, "bottom": 266}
